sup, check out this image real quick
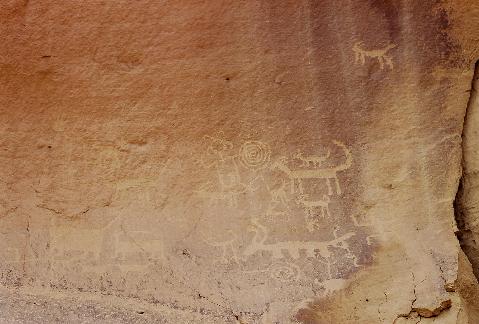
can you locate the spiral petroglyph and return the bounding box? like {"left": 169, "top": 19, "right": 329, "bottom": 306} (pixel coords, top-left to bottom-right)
{"left": 269, "top": 261, "right": 301, "bottom": 283}
{"left": 239, "top": 141, "right": 271, "bottom": 170}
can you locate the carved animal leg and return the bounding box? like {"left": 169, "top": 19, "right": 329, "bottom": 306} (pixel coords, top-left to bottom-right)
{"left": 298, "top": 180, "right": 305, "bottom": 194}
{"left": 325, "top": 205, "right": 331, "bottom": 217}
{"left": 271, "top": 193, "right": 278, "bottom": 203}
{"left": 385, "top": 55, "right": 393, "bottom": 69}
{"left": 306, "top": 221, "right": 314, "bottom": 233}
{"left": 378, "top": 56, "right": 385, "bottom": 70}
{"left": 326, "top": 179, "right": 333, "bottom": 195}
{"left": 354, "top": 51, "right": 360, "bottom": 63}
{"left": 334, "top": 176, "right": 341, "bottom": 195}
{"left": 360, "top": 53, "right": 366, "bottom": 65}
{"left": 279, "top": 192, "right": 287, "bottom": 205}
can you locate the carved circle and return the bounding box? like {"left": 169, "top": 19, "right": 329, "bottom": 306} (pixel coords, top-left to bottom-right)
{"left": 269, "top": 262, "right": 301, "bottom": 283}
{"left": 239, "top": 141, "right": 271, "bottom": 170}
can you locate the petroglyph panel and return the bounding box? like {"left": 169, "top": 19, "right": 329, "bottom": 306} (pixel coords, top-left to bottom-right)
{"left": 1, "top": 0, "right": 475, "bottom": 323}
{"left": 191, "top": 133, "right": 369, "bottom": 319}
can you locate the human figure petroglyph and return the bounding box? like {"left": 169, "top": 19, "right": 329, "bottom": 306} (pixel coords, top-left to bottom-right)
{"left": 270, "top": 141, "right": 352, "bottom": 195}
{"left": 198, "top": 136, "right": 274, "bottom": 208}
{"left": 243, "top": 218, "right": 355, "bottom": 260}
{"left": 265, "top": 179, "right": 291, "bottom": 219}
{"left": 353, "top": 41, "right": 396, "bottom": 70}
{"left": 203, "top": 133, "right": 234, "bottom": 163}
{"left": 294, "top": 150, "right": 330, "bottom": 168}
{"left": 215, "top": 162, "right": 243, "bottom": 192}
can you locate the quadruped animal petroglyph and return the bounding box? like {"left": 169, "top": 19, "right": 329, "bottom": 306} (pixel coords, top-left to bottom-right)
{"left": 243, "top": 218, "right": 355, "bottom": 260}
{"left": 296, "top": 193, "right": 331, "bottom": 232}
{"left": 353, "top": 41, "right": 397, "bottom": 70}
{"left": 296, "top": 194, "right": 331, "bottom": 218}
{"left": 270, "top": 140, "right": 352, "bottom": 195}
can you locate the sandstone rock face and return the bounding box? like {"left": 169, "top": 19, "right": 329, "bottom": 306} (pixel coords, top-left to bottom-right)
{"left": 1, "top": 1, "right": 479, "bottom": 323}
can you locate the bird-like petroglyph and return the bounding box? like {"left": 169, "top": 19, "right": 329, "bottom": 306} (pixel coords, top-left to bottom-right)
{"left": 353, "top": 41, "right": 397, "bottom": 70}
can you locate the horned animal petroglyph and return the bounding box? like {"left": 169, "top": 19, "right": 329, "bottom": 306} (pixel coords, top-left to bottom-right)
{"left": 270, "top": 141, "right": 352, "bottom": 195}
{"left": 353, "top": 41, "right": 396, "bottom": 70}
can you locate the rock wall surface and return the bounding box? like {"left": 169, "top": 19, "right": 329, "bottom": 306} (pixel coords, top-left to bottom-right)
{"left": 1, "top": 1, "right": 479, "bottom": 323}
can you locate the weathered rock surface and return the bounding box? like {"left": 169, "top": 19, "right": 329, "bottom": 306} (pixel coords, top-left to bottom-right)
{"left": 1, "top": 1, "right": 479, "bottom": 323}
